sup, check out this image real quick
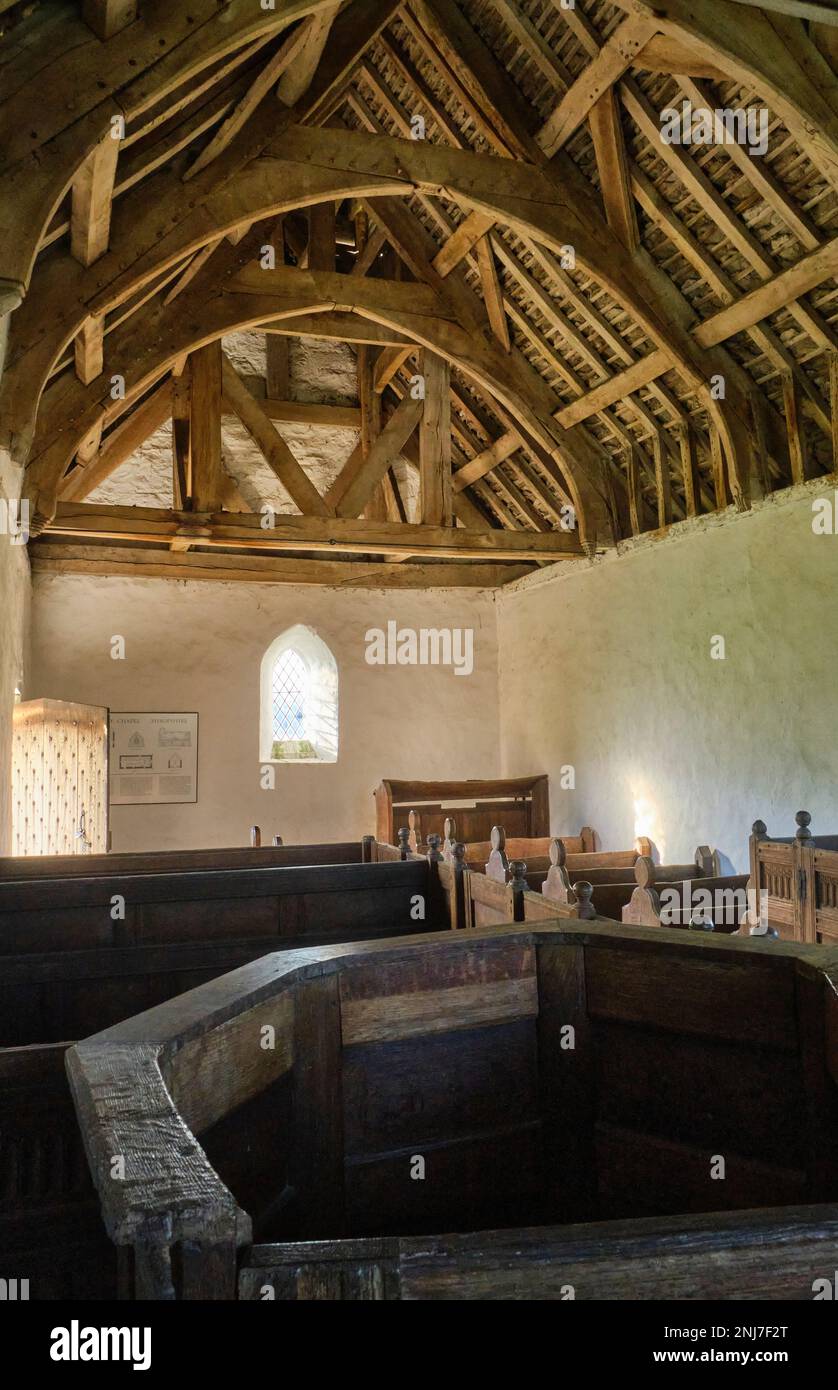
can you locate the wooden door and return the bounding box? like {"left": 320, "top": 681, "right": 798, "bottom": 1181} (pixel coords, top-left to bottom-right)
{"left": 12, "top": 699, "right": 109, "bottom": 854}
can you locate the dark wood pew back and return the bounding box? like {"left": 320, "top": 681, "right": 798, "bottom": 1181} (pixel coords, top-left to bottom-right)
{"left": 0, "top": 838, "right": 371, "bottom": 882}
{"left": 0, "top": 859, "right": 451, "bottom": 1045}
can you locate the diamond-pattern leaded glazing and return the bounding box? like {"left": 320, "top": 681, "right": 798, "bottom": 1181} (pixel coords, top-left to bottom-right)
{"left": 271, "top": 649, "right": 307, "bottom": 741}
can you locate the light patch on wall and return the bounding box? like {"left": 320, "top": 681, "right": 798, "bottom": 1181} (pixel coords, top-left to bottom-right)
{"left": 633, "top": 791, "right": 665, "bottom": 862}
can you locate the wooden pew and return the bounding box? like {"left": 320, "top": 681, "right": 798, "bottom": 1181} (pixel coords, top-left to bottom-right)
{"left": 622, "top": 856, "right": 751, "bottom": 933}
{"left": 750, "top": 812, "right": 838, "bottom": 945}
{"left": 0, "top": 858, "right": 454, "bottom": 1045}
{"left": 374, "top": 775, "right": 549, "bottom": 851}
{"left": 0, "top": 1042, "right": 118, "bottom": 1298}
{"left": 0, "top": 831, "right": 378, "bottom": 881}
{"left": 66, "top": 921, "right": 838, "bottom": 1300}
{"left": 441, "top": 820, "right": 598, "bottom": 875}
{"left": 531, "top": 838, "right": 714, "bottom": 919}
{"left": 0, "top": 849, "right": 459, "bottom": 1293}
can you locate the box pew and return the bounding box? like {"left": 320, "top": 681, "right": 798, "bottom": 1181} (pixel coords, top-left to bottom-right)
{"left": 0, "top": 854, "right": 456, "bottom": 1295}
{"left": 66, "top": 922, "right": 838, "bottom": 1300}
{"left": 375, "top": 776, "right": 549, "bottom": 852}
{"left": 0, "top": 858, "right": 453, "bottom": 1045}
{"left": 0, "top": 1042, "right": 119, "bottom": 1298}
{"left": 0, "top": 831, "right": 382, "bottom": 882}
{"left": 750, "top": 812, "right": 838, "bottom": 945}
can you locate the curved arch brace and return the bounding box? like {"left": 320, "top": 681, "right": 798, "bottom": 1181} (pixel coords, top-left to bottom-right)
{"left": 25, "top": 270, "right": 612, "bottom": 546}
{"left": 7, "top": 127, "right": 734, "bottom": 479}
{"left": 0, "top": 0, "right": 337, "bottom": 295}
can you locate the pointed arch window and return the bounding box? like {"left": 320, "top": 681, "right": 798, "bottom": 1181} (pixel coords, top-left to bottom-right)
{"left": 260, "top": 626, "right": 338, "bottom": 763}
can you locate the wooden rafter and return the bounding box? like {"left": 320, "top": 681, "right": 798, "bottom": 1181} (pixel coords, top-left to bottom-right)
{"left": 82, "top": 1, "right": 138, "bottom": 42}
{"left": 60, "top": 380, "right": 173, "bottom": 503}
{"left": 336, "top": 390, "right": 423, "bottom": 519}
{"left": 221, "top": 353, "right": 333, "bottom": 517}
{"left": 419, "top": 352, "right": 453, "bottom": 527}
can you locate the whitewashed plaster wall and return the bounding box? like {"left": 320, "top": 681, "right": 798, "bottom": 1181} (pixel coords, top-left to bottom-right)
{"left": 496, "top": 484, "right": 838, "bottom": 874}
{"left": 0, "top": 313, "right": 32, "bottom": 852}
{"left": 29, "top": 576, "right": 499, "bottom": 850}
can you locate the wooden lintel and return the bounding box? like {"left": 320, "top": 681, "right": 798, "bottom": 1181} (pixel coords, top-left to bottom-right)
{"left": 30, "top": 542, "right": 536, "bottom": 589}
{"left": 46, "top": 503, "right": 585, "bottom": 561}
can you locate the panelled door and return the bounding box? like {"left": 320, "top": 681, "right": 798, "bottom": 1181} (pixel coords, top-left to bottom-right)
{"left": 12, "top": 699, "right": 109, "bottom": 854}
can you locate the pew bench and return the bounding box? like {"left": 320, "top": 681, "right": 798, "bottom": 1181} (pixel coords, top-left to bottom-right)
{"left": 441, "top": 820, "right": 601, "bottom": 877}
{"left": 0, "top": 858, "right": 453, "bottom": 1044}
{"left": 0, "top": 833, "right": 385, "bottom": 882}
{"left": 66, "top": 922, "right": 838, "bottom": 1300}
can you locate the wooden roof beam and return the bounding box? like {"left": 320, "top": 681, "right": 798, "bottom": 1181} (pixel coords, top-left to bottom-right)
{"left": 336, "top": 391, "right": 423, "bottom": 518}
{"left": 538, "top": 15, "right": 659, "bottom": 158}
{"left": 82, "top": 1, "right": 138, "bottom": 42}
{"left": 60, "top": 379, "right": 173, "bottom": 503}
{"left": 30, "top": 543, "right": 535, "bottom": 588}
{"left": 37, "top": 506, "right": 579, "bottom": 566}
{"left": 221, "top": 351, "right": 334, "bottom": 517}
{"left": 71, "top": 135, "right": 119, "bottom": 268}
{"left": 419, "top": 352, "right": 453, "bottom": 526}
{"left": 184, "top": 22, "right": 314, "bottom": 180}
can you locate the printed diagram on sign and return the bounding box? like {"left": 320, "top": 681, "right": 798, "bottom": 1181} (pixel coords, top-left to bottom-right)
{"left": 110, "top": 713, "right": 198, "bottom": 806}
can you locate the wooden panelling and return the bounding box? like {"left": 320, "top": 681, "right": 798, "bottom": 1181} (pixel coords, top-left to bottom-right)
{"left": 396, "top": 1206, "right": 838, "bottom": 1301}
{"left": 343, "top": 1018, "right": 539, "bottom": 1157}
{"left": 289, "top": 976, "right": 345, "bottom": 1239}
{"left": 595, "top": 1019, "right": 807, "bottom": 1170}
{"left": 537, "top": 942, "right": 597, "bottom": 1221}
{"left": 240, "top": 1238, "right": 399, "bottom": 1300}
{"left": 341, "top": 940, "right": 535, "bottom": 1036}
{"left": 585, "top": 945, "right": 798, "bottom": 1049}
{"left": 344, "top": 1120, "right": 544, "bottom": 1238}
{"left": 167, "top": 994, "right": 295, "bottom": 1135}
{"left": 595, "top": 1123, "right": 808, "bottom": 1220}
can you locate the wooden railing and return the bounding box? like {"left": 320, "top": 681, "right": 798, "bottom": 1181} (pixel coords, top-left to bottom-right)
{"left": 750, "top": 812, "right": 838, "bottom": 944}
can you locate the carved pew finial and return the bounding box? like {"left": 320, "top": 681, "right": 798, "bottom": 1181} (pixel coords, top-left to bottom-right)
{"left": 635, "top": 855, "right": 656, "bottom": 889}
{"left": 542, "top": 839, "right": 572, "bottom": 904}
{"left": 442, "top": 817, "right": 457, "bottom": 862}
{"left": 427, "top": 833, "right": 443, "bottom": 864}
{"left": 397, "top": 826, "right": 411, "bottom": 860}
{"left": 688, "top": 916, "right": 716, "bottom": 932}
{"left": 486, "top": 826, "right": 509, "bottom": 883}
{"left": 508, "top": 859, "right": 527, "bottom": 891}
{"left": 250, "top": 825, "right": 261, "bottom": 849}
{"left": 573, "top": 881, "right": 597, "bottom": 920}
{"left": 752, "top": 819, "right": 768, "bottom": 839}
{"left": 795, "top": 810, "right": 813, "bottom": 843}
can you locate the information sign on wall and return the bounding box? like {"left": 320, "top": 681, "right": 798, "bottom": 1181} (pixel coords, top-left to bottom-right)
{"left": 109, "top": 712, "right": 198, "bottom": 806}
